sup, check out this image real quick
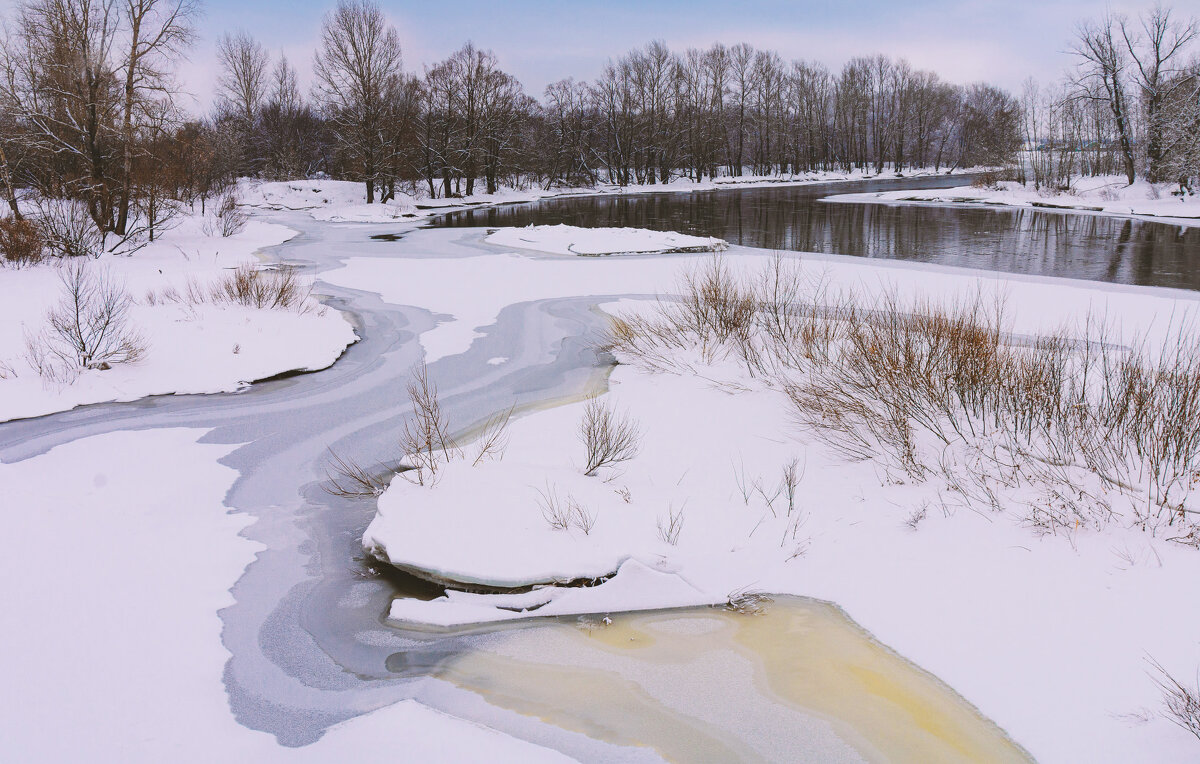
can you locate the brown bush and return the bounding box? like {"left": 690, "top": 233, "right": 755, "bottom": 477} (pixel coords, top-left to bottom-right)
{"left": 0, "top": 216, "right": 45, "bottom": 267}
{"left": 971, "top": 171, "right": 1001, "bottom": 189}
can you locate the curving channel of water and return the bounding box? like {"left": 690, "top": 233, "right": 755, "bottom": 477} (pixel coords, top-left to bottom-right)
{"left": 0, "top": 176, "right": 1074, "bottom": 761}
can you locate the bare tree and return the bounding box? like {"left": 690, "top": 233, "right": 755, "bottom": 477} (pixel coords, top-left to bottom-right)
{"left": 1073, "top": 14, "right": 1138, "bottom": 184}
{"left": 114, "top": 0, "right": 198, "bottom": 236}
{"left": 216, "top": 31, "right": 269, "bottom": 125}
{"left": 1120, "top": 4, "right": 1199, "bottom": 180}
{"left": 312, "top": 0, "right": 402, "bottom": 203}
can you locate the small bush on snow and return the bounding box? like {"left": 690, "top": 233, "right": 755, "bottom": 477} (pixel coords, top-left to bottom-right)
{"left": 579, "top": 395, "right": 642, "bottom": 476}
{"left": 24, "top": 260, "right": 145, "bottom": 379}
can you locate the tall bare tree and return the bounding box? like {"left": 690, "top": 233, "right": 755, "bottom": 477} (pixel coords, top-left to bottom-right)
{"left": 114, "top": 0, "right": 198, "bottom": 236}
{"left": 1120, "top": 4, "right": 1198, "bottom": 180}
{"left": 216, "top": 31, "right": 269, "bottom": 125}
{"left": 312, "top": 0, "right": 402, "bottom": 203}
{"left": 1073, "top": 14, "right": 1138, "bottom": 184}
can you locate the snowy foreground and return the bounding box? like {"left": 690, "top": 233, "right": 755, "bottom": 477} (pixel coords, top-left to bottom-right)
{"left": 324, "top": 227, "right": 1200, "bottom": 763}
{"left": 0, "top": 215, "right": 357, "bottom": 423}
{"left": 0, "top": 428, "right": 569, "bottom": 762}
{"left": 827, "top": 174, "right": 1200, "bottom": 224}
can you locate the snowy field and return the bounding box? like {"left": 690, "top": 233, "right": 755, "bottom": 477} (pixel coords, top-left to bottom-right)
{"left": 324, "top": 226, "right": 1200, "bottom": 764}
{"left": 826, "top": 174, "right": 1200, "bottom": 225}
{"left": 0, "top": 214, "right": 358, "bottom": 422}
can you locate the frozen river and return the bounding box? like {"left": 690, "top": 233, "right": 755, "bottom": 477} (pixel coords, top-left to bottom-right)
{"left": 0, "top": 177, "right": 1066, "bottom": 761}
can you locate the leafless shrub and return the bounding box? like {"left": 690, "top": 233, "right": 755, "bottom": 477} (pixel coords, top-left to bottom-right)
{"left": 0, "top": 216, "right": 45, "bottom": 267}
{"left": 569, "top": 495, "right": 597, "bottom": 534}
{"left": 27, "top": 260, "right": 145, "bottom": 376}
{"left": 1149, "top": 658, "right": 1200, "bottom": 742}
{"left": 657, "top": 502, "right": 686, "bottom": 545}
{"left": 472, "top": 406, "right": 513, "bottom": 466}
{"left": 203, "top": 189, "right": 248, "bottom": 237}
{"left": 36, "top": 199, "right": 104, "bottom": 259}
{"left": 781, "top": 457, "right": 803, "bottom": 515}
{"left": 324, "top": 449, "right": 395, "bottom": 498}
{"left": 535, "top": 482, "right": 572, "bottom": 530}
{"left": 398, "top": 363, "right": 459, "bottom": 486}
{"left": 210, "top": 265, "right": 310, "bottom": 310}
{"left": 579, "top": 396, "right": 642, "bottom": 476}
{"left": 754, "top": 476, "right": 783, "bottom": 517}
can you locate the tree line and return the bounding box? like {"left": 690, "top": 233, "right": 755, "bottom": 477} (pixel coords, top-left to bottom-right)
{"left": 1021, "top": 4, "right": 1199, "bottom": 191}
{"left": 0, "top": 0, "right": 1025, "bottom": 257}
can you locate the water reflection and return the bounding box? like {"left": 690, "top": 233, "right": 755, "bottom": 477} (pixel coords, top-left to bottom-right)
{"left": 435, "top": 179, "right": 1200, "bottom": 291}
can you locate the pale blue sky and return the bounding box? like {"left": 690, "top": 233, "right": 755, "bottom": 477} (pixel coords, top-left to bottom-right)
{"left": 0, "top": 0, "right": 1168, "bottom": 113}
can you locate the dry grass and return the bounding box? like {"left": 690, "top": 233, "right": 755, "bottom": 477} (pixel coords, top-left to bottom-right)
{"left": 211, "top": 265, "right": 310, "bottom": 310}
{"left": 579, "top": 395, "right": 642, "bottom": 476}
{"left": 1150, "top": 658, "right": 1200, "bottom": 742}
{"left": 145, "top": 265, "right": 312, "bottom": 313}
{"left": 657, "top": 502, "right": 686, "bottom": 545}
{"left": 604, "top": 253, "right": 1200, "bottom": 544}
{"left": 534, "top": 482, "right": 596, "bottom": 534}
{"left": 0, "top": 216, "right": 45, "bottom": 267}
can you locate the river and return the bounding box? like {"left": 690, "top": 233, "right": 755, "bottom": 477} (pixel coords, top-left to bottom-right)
{"left": 12, "top": 175, "right": 1170, "bottom": 760}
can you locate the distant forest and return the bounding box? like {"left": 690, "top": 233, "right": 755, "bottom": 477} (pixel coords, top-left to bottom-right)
{"left": 0, "top": 0, "right": 1195, "bottom": 256}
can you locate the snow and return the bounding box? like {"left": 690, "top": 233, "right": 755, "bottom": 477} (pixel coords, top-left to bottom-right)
{"left": 332, "top": 230, "right": 1200, "bottom": 763}
{"left": 827, "top": 175, "right": 1200, "bottom": 225}
{"left": 485, "top": 224, "right": 726, "bottom": 256}
{"left": 386, "top": 559, "right": 720, "bottom": 628}
{"left": 238, "top": 178, "right": 420, "bottom": 222}
{"left": 241, "top": 167, "right": 969, "bottom": 226}
{"left": 0, "top": 428, "right": 572, "bottom": 763}
{"left": 0, "top": 214, "right": 358, "bottom": 423}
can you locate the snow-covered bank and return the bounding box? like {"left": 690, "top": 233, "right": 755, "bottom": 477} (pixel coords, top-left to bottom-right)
{"left": 0, "top": 215, "right": 358, "bottom": 423}
{"left": 0, "top": 428, "right": 572, "bottom": 762}
{"left": 240, "top": 167, "right": 969, "bottom": 226}
{"left": 485, "top": 224, "right": 726, "bottom": 256}
{"left": 328, "top": 230, "right": 1200, "bottom": 763}
{"left": 826, "top": 174, "right": 1200, "bottom": 225}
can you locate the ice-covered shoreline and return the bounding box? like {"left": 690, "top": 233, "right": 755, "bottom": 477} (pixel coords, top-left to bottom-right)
{"left": 825, "top": 175, "right": 1200, "bottom": 227}
{"left": 239, "top": 167, "right": 973, "bottom": 225}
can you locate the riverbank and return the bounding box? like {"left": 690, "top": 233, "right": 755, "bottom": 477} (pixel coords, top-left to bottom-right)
{"left": 825, "top": 174, "right": 1200, "bottom": 226}
{"left": 333, "top": 225, "right": 1200, "bottom": 763}
{"left": 0, "top": 213, "right": 358, "bottom": 423}
{"left": 239, "top": 167, "right": 970, "bottom": 225}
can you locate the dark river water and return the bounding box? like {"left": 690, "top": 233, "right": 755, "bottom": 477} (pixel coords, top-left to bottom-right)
{"left": 435, "top": 176, "right": 1200, "bottom": 291}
